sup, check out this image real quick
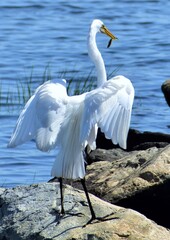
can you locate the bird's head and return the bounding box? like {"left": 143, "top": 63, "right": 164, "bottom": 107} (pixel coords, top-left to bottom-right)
{"left": 91, "top": 19, "right": 117, "bottom": 47}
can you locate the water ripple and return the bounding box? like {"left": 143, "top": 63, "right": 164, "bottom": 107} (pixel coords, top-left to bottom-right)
{"left": 1, "top": 0, "right": 170, "bottom": 187}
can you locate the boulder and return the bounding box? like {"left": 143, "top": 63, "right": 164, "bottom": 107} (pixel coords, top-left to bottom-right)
{"left": 96, "top": 128, "right": 170, "bottom": 151}
{"left": 83, "top": 144, "right": 170, "bottom": 228}
{"left": 161, "top": 79, "right": 170, "bottom": 107}
{"left": 0, "top": 183, "right": 170, "bottom": 240}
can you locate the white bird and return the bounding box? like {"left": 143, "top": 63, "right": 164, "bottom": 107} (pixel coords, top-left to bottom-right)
{"left": 8, "top": 19, "right": 134, "bottom": 223}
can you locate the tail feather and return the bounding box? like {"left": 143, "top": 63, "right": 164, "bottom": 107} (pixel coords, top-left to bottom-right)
{"left": 51, "top": 149, "right": 85, "bottom": 179}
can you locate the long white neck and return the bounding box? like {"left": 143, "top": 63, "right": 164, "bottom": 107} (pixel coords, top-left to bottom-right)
{"left": 88, "top": 28, "right": 107, "bottom": 87}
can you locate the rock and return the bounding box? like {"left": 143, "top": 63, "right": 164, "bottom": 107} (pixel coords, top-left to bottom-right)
{"left": 96, "top": 128, "right": 170, "bottom": 151}
{"left": 83, "top": 144, "right": 170, "bottom": 228}
{"left": 0, "top": 183, "right": 170, "bottom": 240}
{"left": 162, "top": 79, "right": 170, "bottom": 107}
{"left": 127, "top": 129, "right": 170, "bottom": 150}
{"left": 86, "top": 148, "right": 129, "bottom": 164}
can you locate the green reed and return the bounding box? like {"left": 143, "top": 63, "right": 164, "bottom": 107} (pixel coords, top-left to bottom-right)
{"left": 0, "top": 66, "right": 97, "bottom": 113}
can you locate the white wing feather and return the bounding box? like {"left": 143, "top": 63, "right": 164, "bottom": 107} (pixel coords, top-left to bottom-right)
{"left": 35, "top": 80, "right": 67, "bottom": 151}
{"left": 80, "top": 75, "right": 134, "bottom": 149}
{"left": 7, "top": 88, "right": 40, "bottom": 147}
{"left": 8, "top": 79, "right": 68, "bottom": 152}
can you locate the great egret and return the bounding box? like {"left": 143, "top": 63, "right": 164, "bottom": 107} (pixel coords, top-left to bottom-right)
{"left": 8, "top": 19, "right": 134, "bottom": 223}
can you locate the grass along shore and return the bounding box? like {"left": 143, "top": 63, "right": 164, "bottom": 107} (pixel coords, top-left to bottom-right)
{"left": 0, "top": 65, "right": 117, "bottom": 113}
{"left": 0, "top": 68, "right": 97, "bottom": 113}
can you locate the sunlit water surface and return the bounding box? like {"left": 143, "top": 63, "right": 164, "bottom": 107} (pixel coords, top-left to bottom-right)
{"left": 0, "top": 0, "right": 170, "bottom": 187}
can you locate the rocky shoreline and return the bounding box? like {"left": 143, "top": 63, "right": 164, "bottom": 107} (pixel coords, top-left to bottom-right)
{"left": 1, "top": 128, "right": 170, "bottom": 239}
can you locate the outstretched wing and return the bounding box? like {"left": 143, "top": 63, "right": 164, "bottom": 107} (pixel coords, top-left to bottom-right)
{"left": 80, "top": 75, "right": 134, "bottom": 149}
{"left": 8, "top": 79, "right": 68, "bottom": 152}
{"left": 8, "top": 85, "right": 41, "bottom": 148}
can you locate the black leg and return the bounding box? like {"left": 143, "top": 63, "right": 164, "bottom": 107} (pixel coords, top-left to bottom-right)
{"left": 81, "top": 178, "right": 119, "bottom": 226}
{"left": 81, "top": 178, "right": 96, "bottom": 222}
{"left": 58, "top": 177, "right": 65, "bottom": 215}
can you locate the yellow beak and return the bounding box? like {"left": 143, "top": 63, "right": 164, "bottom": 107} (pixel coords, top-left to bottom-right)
{"left": 101, "top": 25, "right": 118, "bottom": 40}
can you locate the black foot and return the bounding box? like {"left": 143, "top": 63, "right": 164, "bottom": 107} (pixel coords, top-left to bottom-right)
{"left": 84, "top": 216, "right": 96, "bottom": 226}
{"left": 83, "top": 213, "right": 119, "bottom": 227}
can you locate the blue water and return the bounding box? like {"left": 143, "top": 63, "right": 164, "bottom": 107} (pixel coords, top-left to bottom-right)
{"left": 1, "top": 0, "right": 170, "bottom": 187}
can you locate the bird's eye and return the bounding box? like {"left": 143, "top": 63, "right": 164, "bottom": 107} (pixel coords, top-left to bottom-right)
{"left": 100, "top": 25, "right": 105, "bottom": 33}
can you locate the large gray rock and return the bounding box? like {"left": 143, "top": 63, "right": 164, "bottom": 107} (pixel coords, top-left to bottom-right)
{"left": 84, "top": 145, "right": 170, "bottom": 228}
{"left": 96, "top": 128, "right": 170, "bottom": 151}
{"left": 162, "top": 79, "right": 170, "bottom": 107}
{"left": 86, "top": 146, "right": 168, "bottom": 201}
{"left": 0, "top": 183, "right": 170, "bottom": 240}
